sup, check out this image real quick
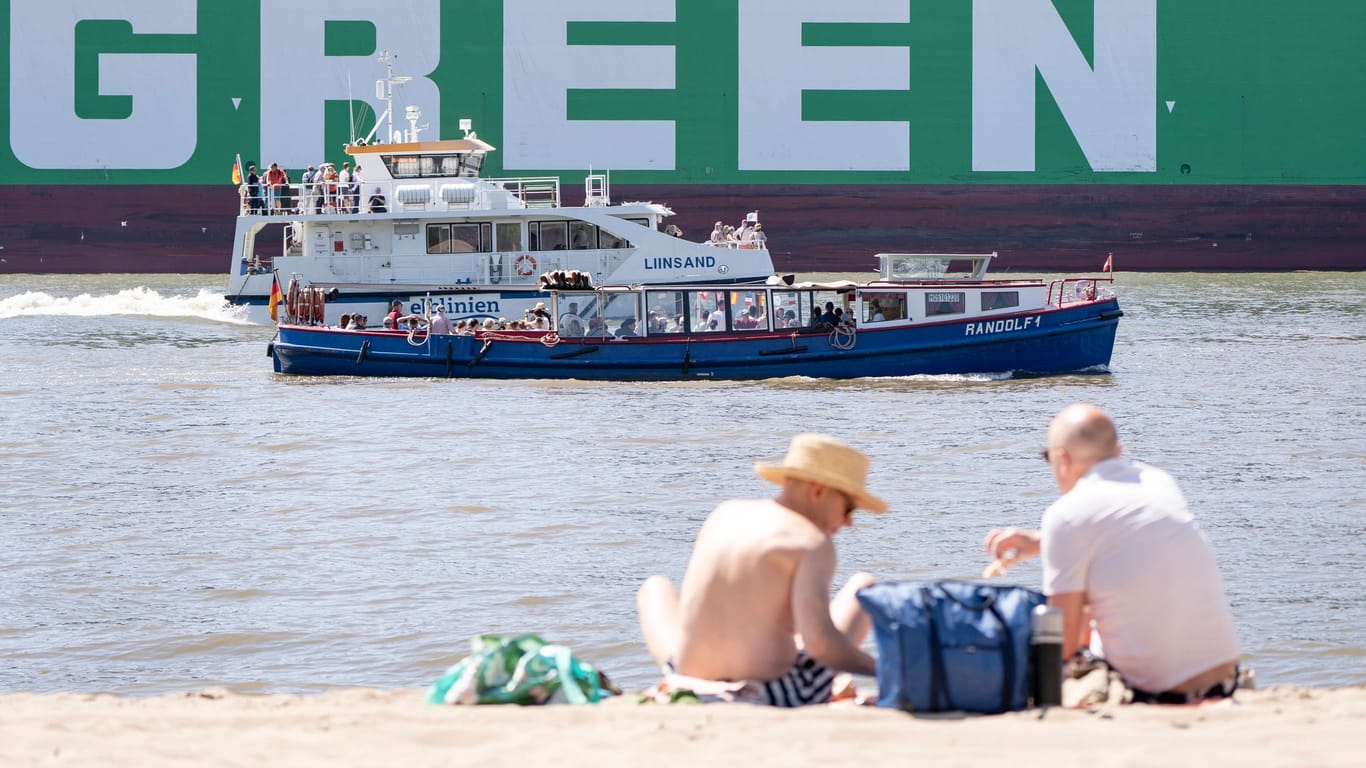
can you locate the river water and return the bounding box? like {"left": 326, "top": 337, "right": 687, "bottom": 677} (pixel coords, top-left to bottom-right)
{"left": 0, "top": 272, "right": 1362, "bottom": 695}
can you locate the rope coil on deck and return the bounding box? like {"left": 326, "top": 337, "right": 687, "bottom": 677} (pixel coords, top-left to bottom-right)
{"left": 828, "top": 323, "right": 857, "bottom": 350}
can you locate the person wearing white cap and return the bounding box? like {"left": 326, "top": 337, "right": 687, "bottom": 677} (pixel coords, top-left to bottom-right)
{"left": 637, "top": 433, "right": 889, "bottom": 706}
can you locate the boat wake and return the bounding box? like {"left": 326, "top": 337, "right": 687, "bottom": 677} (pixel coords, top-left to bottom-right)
{"left": 0, "top": 287, "right": 250, "bottom": 325}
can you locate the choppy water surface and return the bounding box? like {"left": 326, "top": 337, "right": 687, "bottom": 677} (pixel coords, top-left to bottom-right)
{"left": 1, "top": 272, "right": 1362, "bottom": 694}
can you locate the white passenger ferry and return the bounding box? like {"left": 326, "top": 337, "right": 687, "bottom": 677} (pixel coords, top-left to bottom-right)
{"left": 224, "top": 57, "right": 774, "bottom": 326}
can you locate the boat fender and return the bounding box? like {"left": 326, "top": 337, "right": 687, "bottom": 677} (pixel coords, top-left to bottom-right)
{"left": 327, "top": 288, "right": 341, "bottom": 301}
{"left": 286, "top": 278, "right": 300, "bottom": 320}
{"left": 265, "top": 342, "right": 275, "bottom": 358}
{"left": 445, "top": 340, "right": 454, "bottom": 377}
{"left": 514, "top": 254, "right": 538, "bottom": 277}
{"left": 682, "top": 348, "right": 691, "bottom": 376}
{"left": 313, "top": 288, "right": 327, "bottom": 324}
{"left": 468, "top": 338, "right": 494, "bottom": 368}
{"left": 356, "top": 340, "right": 370, "bottom": 365}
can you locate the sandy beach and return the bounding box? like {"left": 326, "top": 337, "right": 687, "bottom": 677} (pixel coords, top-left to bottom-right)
{"left": 1, "top": 685, "right": 1361, "bottom": 767}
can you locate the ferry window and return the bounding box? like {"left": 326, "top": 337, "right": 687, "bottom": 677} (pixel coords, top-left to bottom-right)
{"left": 583, "top": 293, "right": 640, "bottom": 339}
{"left": 535, "top": 221, "right": 568, "bottom": 251}
{"left": 420, "top": 156, "right": 437, "bottom": 176}
{"left": 646, "top": 291, "right": 686, "bottom": 334}
{"left": 627, "top": 217, "right": 653, "bottom": 230}
{"left": 598, "top": 227, "right": 628, "bottom": 249}
{"left": 771, "top": 291, "right": 808, "bottom": 328}
{"left": 449, "top": 223, "right": 481, "bottom": 253}
{"left": 463, "top": 153, "right": 484, "bottom": 177}
{"left": 812, "top": 291, "right": 848, "bottom": 323}
{"left": 391, "top": 156, "right": 420, "bottom": 178}
{"left": 440, "top": 156, "right": 461, "bottom": 176}
{"left": 729, "top": 291, "right": 769, "bottom": 331}
{"left": 570, "top": 222, "right": 597, "bottom": 250}
{"left": 981, "top": 291, "right": 1020, "bottom": 311}
{"left": 690, "top": 290, "right": 728, "bottom": 332}
{"left": 925, "top": 291, "right": 966, "bottom": 316}
{"left": 427, "top": 224, "right": 452, "bottom": 254}
{"left": 496, "top": 222, "right": 522, "bottom": 251}
{"left": 865, "top": 293, "right": 906, "bottom": 323}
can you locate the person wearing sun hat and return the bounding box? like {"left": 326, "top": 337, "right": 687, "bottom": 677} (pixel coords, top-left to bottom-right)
{"left": 636, "top": 434, "right": 888, "bottom": 707}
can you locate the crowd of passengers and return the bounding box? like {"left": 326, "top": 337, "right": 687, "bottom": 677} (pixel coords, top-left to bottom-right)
{"left": 329, "top": 299, "right": 855, "bottom": 336}
{"left": 241, "top": 161, "right": 387, "bottom": 216}
{"left": 705, "top": 214, "right": 767, "bottom": 248}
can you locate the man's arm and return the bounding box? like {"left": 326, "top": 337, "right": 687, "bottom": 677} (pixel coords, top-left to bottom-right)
{"left": 790, "top": 541, "right": 876, "bottom": 676}
{"left": 1048, "top": 591, "right": 1088, "bottom": 659}
{"left": 983, "top": 527, "right": 1041, "bottom": 568}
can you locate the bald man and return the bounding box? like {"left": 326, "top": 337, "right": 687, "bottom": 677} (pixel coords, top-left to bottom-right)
{"left": 985, "top": 404, "right": 1240, "bottom": 703}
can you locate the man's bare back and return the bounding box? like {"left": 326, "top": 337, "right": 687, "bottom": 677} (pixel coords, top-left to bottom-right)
{"left": 637, "top": 434, "right": 890, "bottom": 699}
{"left": 673, "top": 499, "right": 829, "bottom": 681}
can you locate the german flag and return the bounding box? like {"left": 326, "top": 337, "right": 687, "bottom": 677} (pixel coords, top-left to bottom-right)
{"left": 232, "top": 161, "right": 242, "bottom": 185}
{"left": 268, "top": 272, "right": 283, "bottom": 322}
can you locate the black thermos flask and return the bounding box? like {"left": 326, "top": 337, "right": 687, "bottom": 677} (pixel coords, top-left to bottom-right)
{"left": 1031, "top": 604, "right": 1064, "bottom": 707}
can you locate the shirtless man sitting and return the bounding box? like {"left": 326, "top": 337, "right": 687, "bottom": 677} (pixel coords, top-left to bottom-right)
{"left": 985, "top": 404, "right": 1241, "bottom": 703}
{"left": 637, "top": 433, "right": 888, "bottom": 706}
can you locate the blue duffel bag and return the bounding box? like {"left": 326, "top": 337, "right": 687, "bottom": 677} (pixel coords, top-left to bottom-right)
{"left": 856, "top": 580, "right": 1046, "bottom": 713}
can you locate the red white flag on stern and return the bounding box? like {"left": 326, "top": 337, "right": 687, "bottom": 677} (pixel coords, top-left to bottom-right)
{"left": 1102, "top": 253, "right": 1113, "bottom": 272}
{"left": 268, "top": 272, "right": 283, "bottom": 323}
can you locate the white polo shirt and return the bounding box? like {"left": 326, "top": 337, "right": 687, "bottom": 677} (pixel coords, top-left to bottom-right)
{"left": 1041, "top": 457, "right": 1240, "bottom": 692}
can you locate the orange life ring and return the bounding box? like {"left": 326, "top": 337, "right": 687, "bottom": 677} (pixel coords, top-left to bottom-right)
{"left": 312, "top": 287, "right": 326, "bottom": 324}
{"left": 514, "top": 254, "right": 537, "bottom": 277}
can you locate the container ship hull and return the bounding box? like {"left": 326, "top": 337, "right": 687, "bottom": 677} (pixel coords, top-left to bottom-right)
{"left": 2, "top": 184, "right": 1362, "bottom": 273}
{"left": 3, "top": 1, "right": 1363, "bottom": 274}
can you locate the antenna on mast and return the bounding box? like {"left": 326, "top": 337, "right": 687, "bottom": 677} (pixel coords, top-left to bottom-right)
{"left": 361, "top": 51, "right": 413, "bottom": 145}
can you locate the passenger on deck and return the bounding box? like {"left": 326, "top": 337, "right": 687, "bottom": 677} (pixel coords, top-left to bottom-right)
{"left": 386, "top": 300, "right": 405, "bottom": 328}
{"left": 615, "top": 317, "right": 640, "bottom": 338}
{"left": 368, "top": 187, "right": 388, "bottom": 213}
{"left": 429, "top": 306, "right": 452, "bottom": 334}
{"left": 558, "top": 302, "right": 585, "bottom": 336}
{"left": 524, "top": 300, "right": 551, "bottom": 327}
{"left": 587, "top": 316, "right": 608, "bottom": 337}
{"left": 350, "top": 166, "right": 363, "bottom": 213}
{"left": 338, "top": 163, "right": 353, "bottom": 213}
{"left": 636, "top": 434, "right": 887, "bottom": 706}
{"left": 300, "top": 165, "right": 317, "bottom": 213}
{"left": 816, "top": 302, "right": 839, "bottom": 327}
{"left": 750, "top": 224, "right": 767, "bottom": 248}
{"left": 868, "top": 300, "right": 886, "bottom": 323}
{"left": 708, "top": 301, "right": 726, "bottom": 332}
{"left": 740, "top": 303, "right": 767, "bottom": 330}
{"left": 246, "top": 165, "right": 263, "bottom": 214}
{"left": 709, "top": 221, "right": 725, "bottom": 244}
{"left": 571, "top": 224, "right": 592, "bottom": 249}
{"left": 351, "top": 315, "right": 368, "bottom": 330}
{"left": 265, "top": 162, "right": 287, "bottom": 214}
{"left": 337, "top": 313, "right": 352, "bottom": 330}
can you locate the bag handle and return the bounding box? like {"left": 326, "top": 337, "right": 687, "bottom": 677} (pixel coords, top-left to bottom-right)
{"left": 919, "top": 586, "right": 954, "bottom": 711}
{"left": 985, "top": 600, "right": 1015, "bottom": 713}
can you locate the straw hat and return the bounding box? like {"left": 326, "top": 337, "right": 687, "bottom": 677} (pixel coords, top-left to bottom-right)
{"left": 755, "top": 434, "right": 888, "bottom": 513}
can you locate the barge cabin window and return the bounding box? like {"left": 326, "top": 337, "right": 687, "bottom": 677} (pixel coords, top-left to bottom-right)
{"left": 980, "top": 291, "right": 1020, "bottom": 311}
{"left": 925, "top": 291, "right": 966, "bottom": 316}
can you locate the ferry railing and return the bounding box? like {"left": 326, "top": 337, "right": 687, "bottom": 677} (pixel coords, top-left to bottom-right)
{"left": 486, "top": 176, "right": 561, "bottom": 208}
{"left": 1048, "top": 275, "right": 1115, "bottom": 306}
{"left": 237, "top": 176, "right": 567, "bottom": 214}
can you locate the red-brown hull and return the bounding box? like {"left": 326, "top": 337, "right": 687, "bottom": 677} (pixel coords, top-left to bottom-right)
{"left": 1, "top": 184, "right": 1362, "bottom": 273}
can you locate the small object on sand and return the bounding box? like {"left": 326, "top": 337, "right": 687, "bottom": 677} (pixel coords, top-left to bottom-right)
{"left": 981, "top": 559, "right": 1009, "bottom": 579}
